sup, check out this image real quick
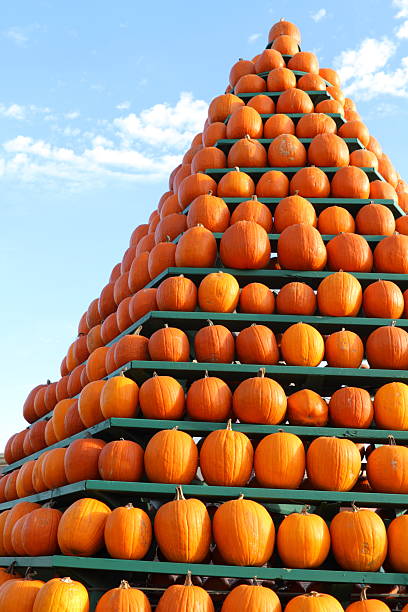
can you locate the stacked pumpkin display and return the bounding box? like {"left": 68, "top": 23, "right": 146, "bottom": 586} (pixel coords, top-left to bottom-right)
{"left": 1, "top": 17, "right": 408, "bottom": 612}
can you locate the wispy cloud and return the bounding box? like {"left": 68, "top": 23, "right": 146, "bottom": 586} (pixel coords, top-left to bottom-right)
{"left": 116, "top": 101, "right": 131, "bottom": 111}
{"left": 0, "top": 104, "right": 26, "bottom": 120}
{"left": 311, "top": 8, "right": 327, "bottom": 22}
{"left": 4, "top": 27, "right": 28, "bottom": 46}
{"left": 64, "top": 111, "right": 80, "bottom": 120}
{"left": 248, "top": 33, "right": 261, "bottom": 43}
{"left": 394, "top": 0, "right": 408, "bottom": 37}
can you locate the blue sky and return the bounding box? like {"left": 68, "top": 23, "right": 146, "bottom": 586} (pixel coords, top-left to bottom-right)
{"left": 1, "top": 0, "right": 408, "bottom": 450}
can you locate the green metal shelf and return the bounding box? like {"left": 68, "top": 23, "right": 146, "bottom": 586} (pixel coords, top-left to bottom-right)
{"left": 182, "top": 197, "right": 405, "bottom": 218}
{"left": 215, "top": 137, "right": 364, "bottom": 154}
{"left": 1, "top": 479, "right": 407, "bottom": 512}
{"left": 1, "top": 556, "right": 407, "bottom": 585}
{"left": 235, "top": 90, "right": 331, "bottom": 104}
{"left": 146, "top": 267, "right": 408, "bottom": 291}
{"left": 224, "top": 112, "right": 346, "bottom": 128}
{"left": 205, "top": 166, "right": 382, "bottom": 182}
{"left": 6, "top": 416, "right": 408, "bottom": 475}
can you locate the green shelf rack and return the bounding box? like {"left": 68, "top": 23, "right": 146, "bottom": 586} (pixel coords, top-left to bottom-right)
{"left": 205, "top": 166, "right": 383, "bottom": 182}
{"left": 234, "top": 90, "right": 331, "bottom": 104}
{"left": 224, "top": 112, "right": 346, "bottom": 128}
{"left": 215, "top": 137, "right": 364, "bottom": 154}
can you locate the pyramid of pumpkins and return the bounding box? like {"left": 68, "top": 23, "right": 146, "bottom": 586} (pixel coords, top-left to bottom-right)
{"left": 2, "top": 16, "right": 408, "bottom": 612}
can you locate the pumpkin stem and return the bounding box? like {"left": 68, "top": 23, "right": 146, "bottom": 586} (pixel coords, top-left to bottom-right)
{"left": 301, "top": 505, "right": 311, "bottom": 515}
{"left": 184, "top": 571, "right": 193, "bottom": 586}
{"left": 360, "top": 586, "right": 371, "bottom": 600}
{"left": 245, "top": 134, "right": 251, "bottom": 140}
{"left": 251, "top": 195, "right": 258, "bottom": 201}
{"left": 6, "top": 561, "right": 16, "bottom": 575}
{"left": 134, "top": 325, "right": 143, "bottom": 335}
{"left": 258, "top": 367, "right": 266, "bottom": 378}
{"left": 175, "top": 485, "right": 186, "bottom": 500}
{"left": 308, "top": 592, "right": 319, "bottom": 598}
{"left": 391, "top": 320, "right": 397, "bottom": 327}
{"left": 119, "top": 580, "right": 131, "bottom": 589}
{"left": 238, "top": 493, "right": 245, "bottom": 500}
{"left": 61, "top": 577, "right": 74, "bottom": 584}
{"left": 47, "top": 379, "right": 51, "bottom": 385}
{"left": 165, "top": 234, "right": 171, "bottom": 242}
{"left": 207, "top": 190, "right": 213, "bottom": 196}
{"left": 388, "top": 434, "right": 396, "bottom": 446}
{"left": 172, "top": 425, "right": 179, "bottom": 430}
{"left": 207, "top": 320, "right": 214, "bottom": 326}
{"left": 351, "top": 501, "right": 359, "bottom": 512}
{"left": 234, "top": 166, "right": 240, "bottom": 172}
{"left": 226, "top": 419, "right": 232, "bottom": 431}
{"left": 125, "top": 503, "right": 134, "bottom": 509}
{"left": 204, "top": 370, "right": 209, "bottom": 378}
{"left": 153, "top": 371, "right": 158, "bottom": 377}
{"left": 164, "top": 323, "right": 169, "bottom": 328}
{"left": 25, "top": 568, "right": 37, "bottom": 580}
{"left": 253, "top": 575, "right": 260, "bottom": 586}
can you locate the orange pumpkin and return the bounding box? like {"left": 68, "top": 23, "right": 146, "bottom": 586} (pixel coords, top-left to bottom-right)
{"left": 156, "top": 573, "right": 214, "bottom": 612}
{"left": 254, "top": 48, "right": 285, "bottom": 72}
{"left": 288, "top": 51, "right": 319, "bottom": 74}
{"left": 308, "top": 133, "right": 349, "bottom": 167}
{"left": 98, "top": 439, "right": 144, "bottom": 482}
{"left": 366, "top": 325, "right": 408, "bottom": 370}
{"left": 187, "top": 192, "right": 230, "bottom": 232}
{"left": 57, "top": 497, "right": 111, "bottom": 557}
{"left": 276, "top": 88, "right": 314, "bottom": 114}
{"left": 64, "top": 438, "right": 105, "bottom": 484}
{"left": 296, "top": 113, "right": 337, "bottom": 138}
{"left": 278, "top": 223, "right": 327, "bottom": 271}
{"left": 267, "top": 67, "right": 296, "bottom": 92}
{"left": 208, "top": 93, "right": 244, "bottom": 123}
{"left": 317, "top": 271, "right": 362, "bottom": 316}
{"left": 287, "top": 389, "right": 328, "bottom": 426}
{"left": 144, "top": 429, "right": 198, "bottom": 484}
{"left": 194, "top": 321, "right": 235, "bottom": 363}
{"left": 329, "top": 387, "right": 374, "bottom": 429}
{"left": 325, "top": 329, "right": 364, "bottom": 368}
{"left": 148, "top": 326, "right": 190, "bottom": 362}
{"left": 217, "top": 168, "right": 255, "bottom": 198}
{"left": 326, "top": 233, "right": 373, "bottom": 272}
{"left": 268, "top": 134, "right": 307, "bottom": 167}
{"left": 229, "top": 59, "right": 255, "bottom": 88}
{"left": 78, "top": 380, "right": 106, "bottom": 428}
{"left": 317, "top": 206, "right": 355, "bottom": 234}
{"left": 276, "top": 282, "right": 317, "bottom": 315}
{"left": 274, "top": 194, "right": 317, "bottom": 232}
{"left": 226, "top": 106, "right": 263, "bottom": 139}
{"left": 277, "top": 508, "right": 331, "bottom": 568}
{"left": 374, "top": 382, "right": 408, "bottom": 430}
{"left": 247, "top": 94, "right": 275, "bottom": 114}
{"left": 254, "top": 431, "right": 305, "bottom": 488}
{"left": 307, "top": 437, "right": 361, "bottom": 491}
{"left": 235, "top": 74, "right": 266, "bottom": 94}
{"left": 374, "top": 234, "right": 408, "bottom": 274}
{"left": 263, "top": 114, "right": 295, "bottom": 138}
{"left": 233, "top": 368, "right": 286, "bottom": 424}
{"left": 363, "top": 280, "right": 404, "bottom": 319}
{"left": 104, "top": 504, "right": 152, "bottom": 560}
{"left": 268, "top": 19, "right": 301, "bottom": 44}
{"left": 186, "top": 374, "right": 232, "bottom": 422}
{"left": 290, "top": 167, "right": 330, "bottom": 198}
{"left": 331, "top": 166, "right": 370, "bottom": 199}
{"left": 236, "top": 324, "right": 279, "bottom": 365}
{"left": 367, "top": 437, "right": 408, "bottom": 493}
{"left": 100, "top": 375, "right": 139, "bottom": 419}
{"left": 198, "top": 271, "right": 240, "bottom": 313}
{"left": 239, "top": 282, "right": 275, "bottom": 314}
{"left": 175, "top": 226, "right": 217, "bottom": 268}
{"left": 227, "top": 135, "right": 267, "bottom": 168}
{"left": 220, "top": 220, "right": 271, "bottom": 269}
{"left": 139, "top": 374, "right": 185, "bottom": 419}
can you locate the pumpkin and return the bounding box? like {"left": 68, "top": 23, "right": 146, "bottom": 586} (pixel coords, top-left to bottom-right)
{"left": 369, "top": 179, "right": 398, "bottom": 202}
{"left": 173, "top": 166, "right": 191, "bottom": 194}
{"left": 367, "top": 437, "right": 408, "bottom": 493}
{"left": 286, "top": 593, "right": 343, "bottom": 612}
{"left": 15, "top": 460, "right": 36, "bottom": 498}
{"left": 4, "top": 470, "right": 19, "bottom": 501}
{"left": 191, "top": 146, "right": 226, "bottom": 173}
{"left": 186, "top": 374, "right": 232, "bottom": 421}
{"left": 366, "top": 325, "right": 408, "bottom": 370}
{"left": 42, "top": 447, "right": 68, "bottom": 490}
{"left": 148, "top": 325, "right": 190, "bottom": 362}
{"left": 271, "top": 35, "right": 299, "bottom": 55}
{"left": 183, "top": 145, "right": 203, "bottom": 166}
{"left": 213, "top": 496, "right": 275, "bottom": 566}
{"left": 217, "top": 167, "right": 255, "bottom": 198}
{"left": 144, "top": 429, "right": 198, "bottom": 484}
{"left": 229, "top": 59, "right": 255, "bottom": 87}
{"left": 338, "top": 120, "right": 370, "bottom": 147}
{"left": 277, "top": 507, "right": 331, "bottom": 568}
{"left": 156, "top": 572, "right": 214, "bottom": 612}
{"left": 264, "top": 114, "right": 295, "bottom": 138}
{"left": 23, "top": 384, "right": 46, "bottom": 424}
{"left": 329, "top": 387, "right": 374, "bottom": 429}
{"left": 296, "top": 113, "right": 337, "bottom": 138}
{"left": 363, "top": 280, "right": 404, "bottom": 319}
{"left": 98, "top": 439, "right": 144, "bottom": 482}
{"left": 220, "top": 220, "right": 271, "bottom": 269}
{"left": 374, "top": 234, "right": 408, "bottom": 274}
{"left": 274, "top": 194, "right": 317, "bottom": 232}
{"left": 57, "top": 497, "right": 111, "bottom": 556}
{"left": 350, "top": 149, "right": 379, "bottom": 170}
{"left": 86, "top": 324, "right": 103, "bottom": 354}
{"left": 276, "top": 88, "right": 314, "bottom": 114}
{"left": 254, "top": 431, "right": 305, "bottom": 488}
{"left": 331, "top": 166, "right": 370, "bottom": 199}
{"left": 221, "top": 584, "right": 281, "bottom": 612}
{"left": 86, "top": 298, "right": 102, "bottom": 330}
{"left": 0, "top": 579, "right": 45, "bottom": 612}
{"left": 276, "top": 282, "right": 317, "bottom": 315}
{"left": 194, "top": 321, "right": 235, "bottom": 363}
{"left": 113, "top": 332, "right": 149, "bottom": 369}
{"left": 315, "top": 99, "right": 344, "bottom": 115}
{"left": 200, "top": 420, "right": 253, "bottom": 486}
{"left": 95, "top": 581, "right": 151, "bottom": 611}
{"left": 227, "top": 135, "right": 267, "bottom": 168}
{"left": 98, "top": 283, "right": 117, "bottom": 320}
{"left": 254, "top": 48, "right": 285, "bottom": 72}
{"left": 288, "top": 51, "right": 319, "bottom": 73}
{"left": 239, "top": 282, "right": 275, "bottom": 314}
{"left": 44, "top": 381, "right": 59, "bottom": 412}
{"left": 290, "top": 167, "right": 330, "bottom": 198}
{"left": 32, "top": 577, "right": 89, "bottom": 612}
{"left": 256, "top": 169, "right": 290, "bottom": 197}
{"left": 226, "top": 106, "right": 263, "bottom": 139}
{"left": 330, "top": 505, "right": 387, "bottom": 571}
{"left": 247, "top": 94, "right": 276, "bottom": 114}
{"left": 178, "top": 173, "right": 217, "bottom": 210}
{"left": 297, "top": 73, "right": 327, "bottom": 91}
{"left": 148, "top": 241, "right": 176, "bottom": 280}
{"left": 129, "top": 288, "right": 158, "bottom": 323}
{"left": 268, "top": 19, "right": 301, "bottom": 43}
{"left": 308, "top": 133, "right": 349, "bottom": 167}
{"left": 235, "top": 74, "right": 266, "bottom": 94}
{"left": 129, "top": 223, "right": 149, "bottom": 247}
{"left": 0, "top": 510, "right": 9, "bottom": 553}
{"left": 22, "top": 507, "right": 62, "bottom": 556}
{"left": 86, "top": 347, "right": 109, "bottom": 382}
{"left": 34, "top": 386, "right": 48, "bottom": 418}
{"left": 378, "top": 154, "right": 398, "bottom": 187}
{"left": 104, "top": 503, "right": 151, "bottom": 560}
{"left": 236, "top": 324, "right": 279, "bottom": 365}
{"left": 287, "top": 389, "right": 328, "bottom": 426}
{"left": 202, "top": 121, "right": 227, "bottom": 146}
{"left": 396, "top": 215, "right": 408, "bottom": 234}
{"left": 2, "top": 501, "right": 41, "bottom": 554}
{"left": 387, "top": 514, "right": 408, "bottom": 572}
{"left": 281, "top": 322, "right": 324, "bottom": 367}
{"left": 156, "top": 275, "right": 198, "bottom": 312}
{"left": 278, "top": 223, "right": 327, "bottom": 270}
{"left": 64, "top": 438, "right": 105, "bottom": 483}
{"left": 233, "top": 368, "right": 286, "bottom": 424}
{"left": 374, "top": 382, "right": 408, "bottom": 430}
{"left": 154, "top": 213, "right": 187, "bottom": 245}
{"left": 266, "top": 67, "right": 296, "bottom": 92}
{"left": 317, "top": 271, "right": 362, "bottom": 316}
{"left": 78, "top": 380, "right": 106, "bottom": 428}
{"left": 306, "top": 437, "right": 361, "bottom": 491}
{"left": 326, "top": 233, "right": 373, "bottom": 272}
{"left": 28, "top": 419, "right": 47, "bottom": 452}
{"left": 208, "top": 93, "right": 244, "bottom": 123}
{"left": 175, "top": 226, "right": 217, "bottom": 268}
{"left": 319, "top": 67, "right": 341, "bottom": 87}
{"left": 198, "top": 271, "right": 240, "bottom": 312}
{"left": 139, "top": 374, "right": 185, "bottom": 419}
{"left": 11, "top": 514, "right": 29, "bottom": 554}
{"left": 32, "top": 453, "right": 49, "bottom": 493}
{"left": 187, "top": 192, "right": 230, "bottom": 232}
{"left": 355, "top": 203, "right": 395, "bottom": 236}
{"left": 268, "top": 134, "right": 307, "bottom": 168}
{"left": 317, "top": 206, "right": 355, "bottom": 234}
{"left": 100, "top": 374, "right": 139, "bottom": 419}
{"left": 325, "top": 329, "right": 364, "bottom": 368}
{"left": 230, "top": 196, "right": 273, "bottom": 232}
{"left": 100, "top": 313, "right": 120, "bottom": 345}
{"left": 0, "top": 567, "right": 21, "bottom": 586}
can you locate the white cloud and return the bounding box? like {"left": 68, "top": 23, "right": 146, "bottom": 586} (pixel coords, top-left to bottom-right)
{"left": 116, "top": 101, "right": 131, "bottom": 110}
{"left": 393, "top": 0, "right": 408, "bottom": 18}
{"left": 248, "top": 33, "right": 261, "bottom": 43}
{"left": 64, "top": 111, "right": 80, "bottom": 120}
{"left": 0, "top": 104, "right": 26, "bottom": 120}
{"left": 4, "top": 27, "right": 28, "bottom": 46}
{"left": 396, "top": 20, "right": 408, "bottom": 38}
{"left": 311, "top": 8, "right": 327, "bottom": 22}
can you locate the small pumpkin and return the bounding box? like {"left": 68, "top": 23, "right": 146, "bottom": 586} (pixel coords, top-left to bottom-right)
{"left": 306, "top": 437, "right": 361, "bottom": 491}
{"left": 296, "top": 113, "right": 337, "bottom": 138}
{"left": 144, "top": 429, "right": 198, "bottom": 484}
{"left": 187, "top": 192, "right": 230, "bottom": 232}
{"left": 286, "top": 593, "right": 343, "bottom": 612}
{"left": 95, "top": 581, "right": 151, "bottom": 612}
{"left": 373, "top": 234, "right": 408, "bottom": 274}
{"left": 278, "top": 224, "right": 327, "bottom": 271}
{"left": 239, "top": 282, "right": 275, "bottom": 314}
{"left": 22, "top": 507, "right": 62, "bottom": 556}
{"left": 276, "top": 282, "right": 317, "bottom": 315}
{"left": 363, "top": 280, "right": 404, "bottom": 319}
{"left": 366, "top": 324, "right": 408, "bottom": 370}
{"left": 226, "top": 106, "right": 263, "bottom": 139}
{"left": 367, "top": 436, "right": 408, "bottom": 493}
{"left": 331, "top": 166, "right": 370, "bottom": 199}
{"left": 98, "top": 439, "right": 144, "bottom": 482}
{"left": 233, "top": 368, "right": 287, "bottom": 424}
{"left": 329, "top": 387, "right": 374, "bottom": 429}
{"left": 148, "top": 240, "right": 177, "bottom": 280}
{"left": 217, "top": 167, "right": 255, "bottom": 199}
{"left": 100, "top": 374, "right": 139, "bottom": 419}
{"left": 374, "top": 382, "right": 408, "bottom": 430}
{"left": 281, "top": 322, "right": 324, "bottom": 367}
{"left": 325, "top": 329, "right": 364, "bottom": 368}
{"left": 317, "top": 206, "right": 355, "bottom": 234}
{"left": 156, "top": 572, "right": 214, "bottom": 612}
{"left": 104, "top": 503, "right": 152, "bottom": 560}
{"left": 326, "top": 233, "right": 373, "bottom": 272}
{"left": 277, "top": 507, "right": 331, "bottom": 568}
{"left": 276, "top": 88, "right": 314, "bottom": 114}
{"left": 198, "top": 272, "right": 240, "bottom": 313}
{"left": 148, "top": 325, "right": 190, "bottom": 362}
{"left": 254, "top": 431, "right": 305, "bottom": 488}
{"left": 32, "top": 577, "right": 89, "bottom": 612}
{"left": 355, "top": 203, "right": 395, "bottom": 235}
{"left": 317, "top": 271, "right": 362, "bottom": 317}
{"left": 0, "top": 579, "right": 45, "bottom": 612}
{"left": 290, "top": 167, "right": 330, "bottom": 198}
{"left": 308, "top": 133, "right": 349, "bottom": 167}
{"left": 256, "top": 169, "right": 289, "bottom": 197}
{"left": 175, "top": 226, "right": 217, "bottom": 268}
{"left": 287, "top": 389, "right": 328, "bottom": 426}
{"left": 78, "top": 380, "right": 106, "bottom": 428}
{"left": 264, "top": 114, "right": 295, "bottom": 138}
{"left": 387, "top": 514, "right": 408, "bottom": 572}
{"left": 227, "top": 135, "right": 267, "bottom": 168}
{"left": 268, "top": 134, "right": 307, "bottom": 167}
{"left": 156, "top": 275, "right": 198, "bottom": 312}
{"left": 139, "top": 374, "right": 185, "bottom": 419}
{"left": 64, "top": 438, "right": 106, "bottom": 484}
{"left": 230, "top": 196, "right": 273, "bottom": 232}
{"left": 236, "top": 324, "right": 279, "bottom": 365}
{"left": 221, "top": 584, "right": 281, "bottom": 612}
{"left": 274, "top": 194, "right": 317, "bottom": 232}
{"left": 194, "top": 321, "right": 235, "bottom": 363}
{"left": 186, "top": 374, "right": 232, "bottom": 422}
{"left": 220, "top": 220, "right": 271, "bottom": 269}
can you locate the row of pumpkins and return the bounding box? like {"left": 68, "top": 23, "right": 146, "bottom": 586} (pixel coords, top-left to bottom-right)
{"left": 2, "top": 426, "right": 408, "bottom": 503}
{"left": 2, "top": 494, "right": 408, "bottom": 572}
{"left": 1, "top": 574, "right": 405, "bottom": 612}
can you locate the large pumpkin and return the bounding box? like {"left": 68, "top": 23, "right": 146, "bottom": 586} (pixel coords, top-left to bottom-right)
{"left": 374, "top": 382, "right": 408, "bottom": 430}
{"left": 268, "top": 134, "right": 307, "bottom": 167}
{"left": 220, "top": 220, "right": 271, "bottom": 269}
{"left": 365, "top": 325, "right": 408, "bottom": 370}
{"left": 198, "top": 271, "right": 240, "bottom": 313}
{"left": 100, "top": 375, "right": 139, "bottom": 419}
{"left": 277, "top": 508, "right": 330, "bottom": 568}
{"left": 274, "top": 194, "right": 317, "bottom": 232}
{"left": 276, "top": 88, "right": 314, "bottom": 114}
{"left": 255, "top": 47, "right": 285, "bottom": 71}
{"left": 186, "top": 374, "right": 232, "bottom": 422}
{"left": 326, "top": 233, "right": 373, "bottom": 272}
{"left": 32, "top": 577, "right": 89, "bottom": 612}
{"left": 95, "top": 581, "right": 151, "bottom": 612}
{"left": 104, "top": 504, "right": 152, "bottom": 560}
{"left": 217, "top": 167, "right": 255, "bottom": 198}
{"left": 156, "top": 573, "right": 214, "bottom": 612}
{"left": 41, "top": 447, "right": 68, "bottom": 490}
{"left": 187, "top": 192, "right": 230, "bottom": 232}
{"left": 325, "top": 330, "right": 364, "bottom": 368}
{"left": 363, "top": 280, "right": 404, "bottom": 319}
{"left": 175, "top": 226, "right": 217, "bottom": 268}
{"left": 286, "top": 593, "right": 344, "bottom": 612}
{"left": 355, "top": 203, "right": 395, "bottom": 235}
{"left": 227, "top": 135, "right": 267, "bottom": 168}
{"left": 329, "top": 387, "right": 373, "bottom": 429}
{"left": 229, "top": 59, "right": 255, "bottom": 87}
{"left": 148, "top": 241, "right": 177, "bottom": 280}
{"left": 148, "top": 325, "right": 190, "bottom": 362}
{"left": 287, "top": 389, "right": 328, "bottom": 426}
{"left": 144, "top": 429, "right": 198, "bottom": 484}
{"left": 139, "top": 374, "right": 185, "bottom": 419}
{"left": 230, "top": 196, "right": 273, "bottom": 232}
{"left": 154, "top": 486, "right": 211, "bottom": 562}
{"left": 308, "top": 133, "right": 349, "bottom": 167}
{"left": 374, "top": 234, "right": 408, "bottom": 274}
{"left": 281, "top": 322, "right": 324, "bottom": 367}
{"left": 236, "top": 324, "right": 279, "bottom": 365}
{"left": 21, "top": 507, "right": 61, "bottom": 556}
{"left": 366, "top": 438, "right": 408, "bottom": 493}
{"left": 306, "top": 437, "right": 361, "bottom": 491}
{"left": 264, "top": 114, "right": 295, "bottom": 138}
{"left": 331, "top": 166, "right": 370, "bottom": 199}
{"left": 387, "top": 514, "right": 408, "bottom": 572}
{"left": 194, "top": 321, "right": 235, "bottom": 363}
{"left": 296, "top": 113, "right": 337, "bottom": 138}
{"left": 57, "top": 497, "right": 111, "bottom": 557}
{"left": 256, "top": 169, "right": 289, "bottom": 197}
{"left": 267, "top": 67, "right": 296, "bottom": 91}
{"left": 0, "top": 579, "right": 45, "bottom": 612}
{"left": 254, "top": 432, "right": 305, "bottom": 488}
{"left": 268, "top": 19, "right": 301, "bottom": 43}
{"left": 278, "top": 224, "right": 327, "bottom": 270}
{"left": 330, "top": 506, "right": 387, "bottom": 571}
{"left": 64, "top": 438, "right": 106, "bottom": 484}
{"left": 290, "top": 167, "right": 330, "bottom": 198}
{"left": 200, "top": 420, "right": 253, "bottom": 486}
{"left": 78, "top": 380, "right": 106, "bottom": 428}
{"left": 288, "top": 51, "right": 319, "bottom": 73}
{"left": 156, "top": 275, "right": 198, "bottom": 312}
{"left": 317, "top": 271, "right": 362, "bottom": 316}
{"left": 98, "top": 439, "right": 144, "bottom": 482}
{"left": 233, "top": 369, "right": 286, "bottom": 424}
{"left": 226, "top": 106, "right": 263, "bottom": 139}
